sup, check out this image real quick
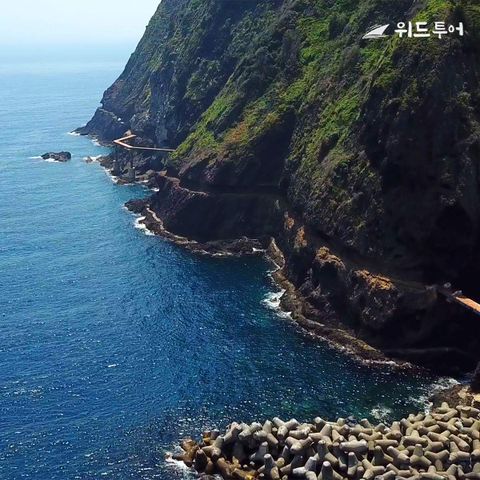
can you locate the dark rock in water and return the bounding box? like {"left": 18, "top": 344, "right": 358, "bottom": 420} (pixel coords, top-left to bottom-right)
{"left": 125, "top": 199, "right": 146, "bottom": 215}
{"left": 41, "top": 152, "right": 71, "bottom": 162}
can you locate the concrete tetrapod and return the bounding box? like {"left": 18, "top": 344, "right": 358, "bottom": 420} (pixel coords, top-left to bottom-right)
{"left": 175, "top": 402, "right": 480, "bottom": 479}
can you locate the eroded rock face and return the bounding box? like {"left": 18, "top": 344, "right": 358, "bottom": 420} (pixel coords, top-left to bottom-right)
{"left": 80, "top": 0, "right": 480, "bottom": 371}
{"left": 150, "top": 174, "right": 284, "bottom": 242}
{"left": 41, "top": 152, "right": 71, "bottom": 162}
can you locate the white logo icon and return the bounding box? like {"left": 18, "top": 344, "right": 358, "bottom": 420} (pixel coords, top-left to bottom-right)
{"left": 362, "top": 24, "right": 390, "bottom": 39}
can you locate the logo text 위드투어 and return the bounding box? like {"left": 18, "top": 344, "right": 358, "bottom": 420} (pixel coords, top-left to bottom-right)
{"left": 363, "top": 22, "right": 465, "bottom": 40}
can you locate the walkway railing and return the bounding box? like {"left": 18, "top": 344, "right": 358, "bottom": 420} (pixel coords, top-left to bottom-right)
{"left": 437, "top": 285, "right": 480, "bottom": 316}
{"left": 113, "top": 133, "right": 175, "bottom": 153}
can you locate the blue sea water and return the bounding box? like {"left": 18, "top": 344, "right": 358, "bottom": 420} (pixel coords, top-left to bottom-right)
{"left": 0, "top": 58, "right": 449, "bottom": 479}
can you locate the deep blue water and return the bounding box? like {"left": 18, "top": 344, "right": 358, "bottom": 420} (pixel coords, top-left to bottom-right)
{"left": 0, "top": 59, "right": 449, "bottom": 479}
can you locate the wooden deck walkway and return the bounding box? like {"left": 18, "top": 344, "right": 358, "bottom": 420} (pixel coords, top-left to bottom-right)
{"left": 113, "top": 133, "right": 175, "bottom": 153}
{"left": 437, "top": 286, "right": 480, "bottom": 316}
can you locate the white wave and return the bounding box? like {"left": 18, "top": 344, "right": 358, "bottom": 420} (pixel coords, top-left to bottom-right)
{"left": 370, "top": 405, "right": 393, "bottom": 421}
{"left": 107, "top": 364, "right": 118, "bottom": 368}
{"left": 91, "top": 138, "right": 101, "bottom": 147}
{"left": 212, "top": 252, "right": 233, "bottom": 258}
{"left": 134, "top": 216, "right": 155, "bottom": 236}
{"left": 67, "top": 131, "right": 81, "bottom": 136}
{"left": 102, "top": 167, "right": 120, "bottom": 184}
{"left": 431, "top": 376, "right": 460, "bottom": 391}
{"left": 262, "top": 289, "right": 293, "bottom": 320}
{"left": 30, "top": 155, "right": 68, "bottom": 163}
{"left": 253, "top": 247, "right": 266, "bottom": 253}
{"left": 150, "top": 187, "right": 160, "bottom": 192}
{"left": 165, "top": 454, "right": 196, "bottom": 478}
{"left": 412, "top": 376, "right": 460, "bottom": 412}
{"left": 262, "top": 289, "right": 286, "bottom": 310}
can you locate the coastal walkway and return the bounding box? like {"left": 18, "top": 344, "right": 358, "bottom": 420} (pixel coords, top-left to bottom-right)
{"left": 113, "top": 133, "right": 175, "bottom": 153}
{"left": 437, "top": 285, "right": 480, "bottom": 316}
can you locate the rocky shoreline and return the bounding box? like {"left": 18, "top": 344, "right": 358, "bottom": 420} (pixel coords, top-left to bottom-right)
{"left": 174, "top": 402, "right": 480, "bottom": 480}
{"left": 76, "top": 145, "right": 480, "bottom": 376}
{"left": 123, "top": 191, "right": 441, "bottom": 373}
{"left": 83, "top": 151, "right": 407, "bottom": 368}
{"left": 126, "top": 198, "right": 269, "bottom": 257}
{"left": 124, "top": 194, "right": 416, "bottom": 370}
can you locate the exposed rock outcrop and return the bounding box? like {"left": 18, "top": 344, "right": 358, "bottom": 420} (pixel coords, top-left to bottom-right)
{"left": 74, "top": 109, "right": 127, "bottom": 143}
{"left": 41, "top": 151, "right": 71, "bottom": 162}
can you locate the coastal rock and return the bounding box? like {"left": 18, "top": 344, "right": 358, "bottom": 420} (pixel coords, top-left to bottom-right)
{"left": 74, "top": 108, "right": 126, "bottom": 143}
{"left": 124, "top": 197, "right": 269, "bottom": 257}
{"left": 125, "top": 199, "right": 145, "bottom": 215}
{"left": 41, "top": 151, "right": 71, "bottom": 162}
{"left": 149, "top": 174, "right": 283, "bottom": 242}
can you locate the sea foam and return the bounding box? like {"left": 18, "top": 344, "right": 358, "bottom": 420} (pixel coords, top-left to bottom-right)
{"left": 165, "top": 454, "right": 196, "bottom": 478}
{"left": 370, "top": 405, "right": 393, "bottom": 421}
{"left": 134, "top": 216, "right": 155, "bottom": 236}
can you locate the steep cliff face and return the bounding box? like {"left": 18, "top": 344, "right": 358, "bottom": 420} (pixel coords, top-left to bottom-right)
{"left": 80, "top": 0, "right": 480, "bottom": 372}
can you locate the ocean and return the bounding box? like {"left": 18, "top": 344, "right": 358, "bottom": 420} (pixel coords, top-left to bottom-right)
{"left": 0, "top": 57, "right": 452, "bottom": 479}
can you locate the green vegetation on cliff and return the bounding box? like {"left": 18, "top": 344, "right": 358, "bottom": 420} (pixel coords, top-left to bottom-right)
{"left": 88, "top": 0, "right": 480, "bottom": 283}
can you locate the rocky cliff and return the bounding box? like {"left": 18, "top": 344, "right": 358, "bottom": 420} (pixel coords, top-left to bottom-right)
{"left": 79, "top": 0, "right": 480, "bottom": 373}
